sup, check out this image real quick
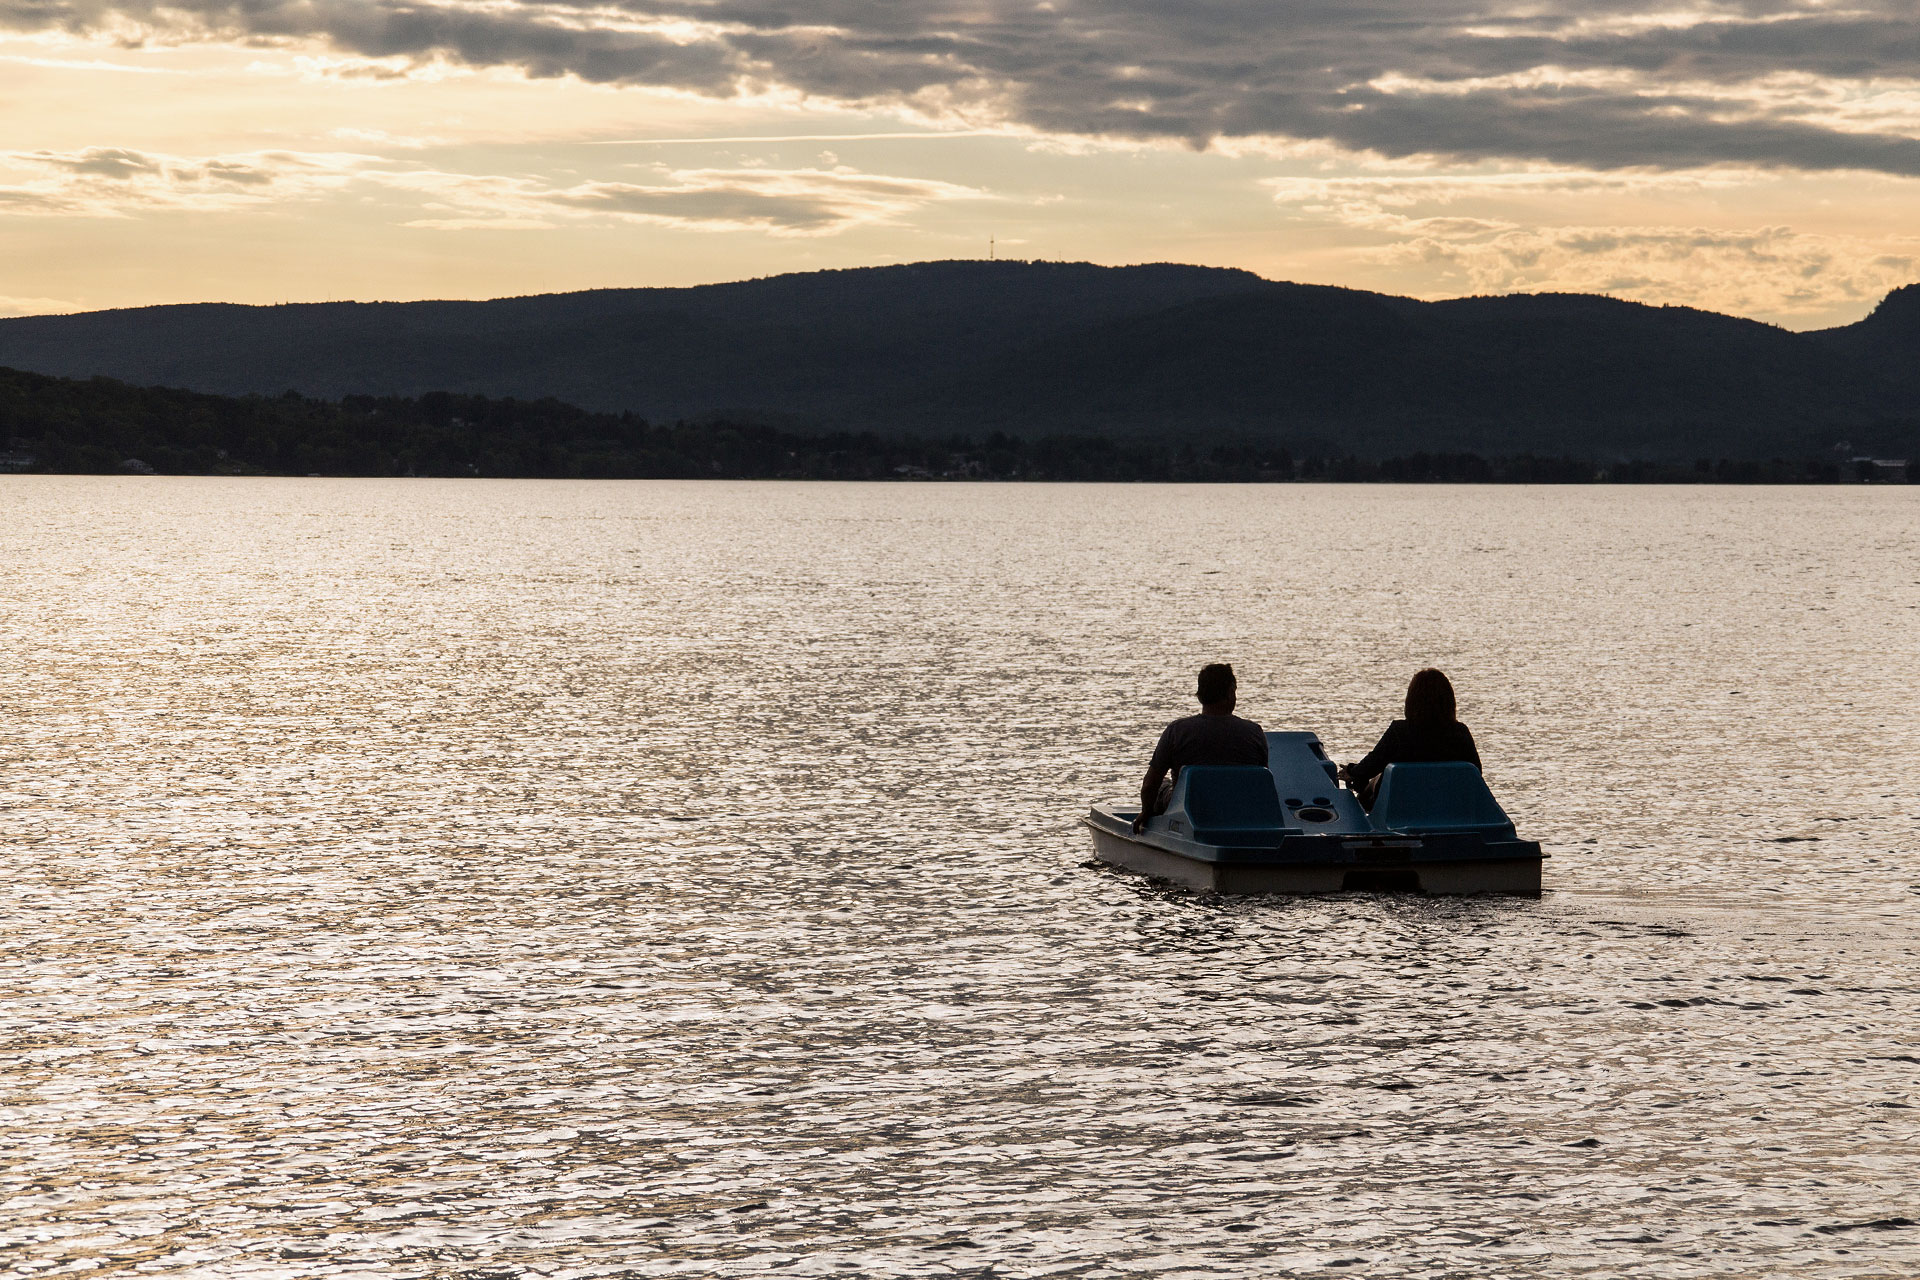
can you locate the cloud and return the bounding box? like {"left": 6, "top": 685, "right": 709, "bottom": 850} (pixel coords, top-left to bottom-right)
{"left": 1265, "top": 170, "right": 1920, "bottom": 318}
{"left": 1402, "top": 222, "right": 1918, "bottom": 318}
{"left": 0, "top": 51, "right": 181, "bottom": 72}
{"left": 0, "top": 293, "right": 83, "bottom": 316}
{"left": 6, "top": 0, "right": 1920, "bottom": 174}
{"left": 34, "top": 145, "right": 163, "bottom": 179}
{"left": 0, "top": 145, "right": 981, "bottom": 233}
{"left": 405, "top": 164, "right": 984, "bottom": 234}
{"left": 329, "top": 127, "right": 444, "bottom": 148}
{"left": 0, "top": 146, "right": 371, "bottom": 216}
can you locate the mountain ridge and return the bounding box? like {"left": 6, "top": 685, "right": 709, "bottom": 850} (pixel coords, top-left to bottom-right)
{"left": 1, "top": 261, "right": 1913, "bottom": 460}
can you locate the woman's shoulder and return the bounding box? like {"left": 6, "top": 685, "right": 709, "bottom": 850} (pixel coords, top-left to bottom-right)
{"left": 1367, "top": 720, "right": 1411, "bottom": 752}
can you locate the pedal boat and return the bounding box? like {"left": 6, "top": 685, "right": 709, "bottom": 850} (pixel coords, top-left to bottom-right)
{"left": 1084, "top": 731, "right": 1543, "bottom": 895}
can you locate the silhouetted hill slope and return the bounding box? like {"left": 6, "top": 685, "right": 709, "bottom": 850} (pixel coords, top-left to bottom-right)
{"left": 935, "top": 289, "right": 1885, "bottom": 457}
{"left": 1, "top": 261, "right": 1915, "bottom": 459}
{"left": 0, "top": 262, "right": 1265, "bottom": 421}
{"left": 1812, "top": 284, "right": 1920, "bottom": 396}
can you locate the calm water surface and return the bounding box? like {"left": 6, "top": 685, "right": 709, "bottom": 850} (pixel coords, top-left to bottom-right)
{"left": 2, "top": 478, "right": 1917, "bottom": 1277}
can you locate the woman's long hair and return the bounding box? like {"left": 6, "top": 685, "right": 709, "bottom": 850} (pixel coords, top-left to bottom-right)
{"left": 1404, "top": 668, "right": 1457, "bottom": 724}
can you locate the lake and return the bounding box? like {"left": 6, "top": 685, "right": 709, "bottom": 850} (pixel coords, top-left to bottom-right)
{"left": 1, "top": 477, "right": 1916, "bottom": 1276}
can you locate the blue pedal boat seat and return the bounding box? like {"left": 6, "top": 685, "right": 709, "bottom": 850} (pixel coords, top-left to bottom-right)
{"left": 1371, "top": 762, "right": 1516, "bottom": 839}
{"left": 1162, "top": 766, "right": 1287, "bottom": 846}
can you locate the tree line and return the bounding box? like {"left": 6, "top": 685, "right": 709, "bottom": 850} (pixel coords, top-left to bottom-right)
{"left": 1, "top": 367, "right": 1910, "bottom": 483}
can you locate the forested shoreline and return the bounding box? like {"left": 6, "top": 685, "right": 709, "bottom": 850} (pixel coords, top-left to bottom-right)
{"left": 1, "top": 367, "right": 1911, "bottom": 483}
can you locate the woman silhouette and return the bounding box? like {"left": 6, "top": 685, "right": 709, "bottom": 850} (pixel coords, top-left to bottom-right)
{"left": 1338, "top": 668, "right": 1481, "bottom": 811}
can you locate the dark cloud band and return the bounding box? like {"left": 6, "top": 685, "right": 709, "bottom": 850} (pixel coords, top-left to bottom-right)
{"left": 7, "top": 0, "right": 1920, "bottom": 174}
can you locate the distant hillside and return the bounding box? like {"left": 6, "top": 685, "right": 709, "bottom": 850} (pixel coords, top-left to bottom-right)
{"left": 0, "top": 262, "right": 1260, "bottom": 423}
{"left": 1811, "top": 284, "right": 1920, "bottom": 399}
{"left": 1, "top": 261, "right": 1915, "bottom": 460}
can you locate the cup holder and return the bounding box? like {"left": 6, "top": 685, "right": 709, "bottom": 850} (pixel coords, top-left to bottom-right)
{"left": 1294, "top": 805, "right": 1336, "bottom": 823}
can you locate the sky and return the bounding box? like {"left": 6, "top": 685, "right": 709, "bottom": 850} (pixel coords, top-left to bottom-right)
{"left": 2, "top": 0, "right": 1918, "bottom": 328}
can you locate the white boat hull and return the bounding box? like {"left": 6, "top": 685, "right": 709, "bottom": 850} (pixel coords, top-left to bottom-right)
{"left": 1086, "top": 821, "right": 1543, "bottom": 897}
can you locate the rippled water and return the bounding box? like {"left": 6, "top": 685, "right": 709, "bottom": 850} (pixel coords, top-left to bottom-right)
{"left": 2, "top": 477, "right": 1917, "bottom": 1277}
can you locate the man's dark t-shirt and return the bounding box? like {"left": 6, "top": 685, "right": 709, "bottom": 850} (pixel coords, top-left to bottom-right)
{"left": 1147, "top": 714, "right": 1270, "bottom": 783}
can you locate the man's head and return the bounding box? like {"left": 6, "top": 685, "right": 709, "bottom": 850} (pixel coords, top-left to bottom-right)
{"left": 1196, "top": 663, "right": 1236, "bottom": 711}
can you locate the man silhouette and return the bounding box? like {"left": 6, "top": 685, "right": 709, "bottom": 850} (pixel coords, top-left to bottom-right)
{"left": 1133, "top": 663, "right": 1269, "bottom": 833}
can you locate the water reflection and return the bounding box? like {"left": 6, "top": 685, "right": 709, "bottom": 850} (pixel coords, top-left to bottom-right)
{"left": 0, "top": 477, "right": 1915, "bottom": 1276}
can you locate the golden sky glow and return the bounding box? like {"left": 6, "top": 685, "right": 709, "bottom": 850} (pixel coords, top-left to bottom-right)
{"left": 3, "top": 0, "right": 1918, "bottom": 327}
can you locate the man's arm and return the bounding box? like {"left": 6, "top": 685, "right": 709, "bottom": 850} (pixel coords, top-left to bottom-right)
{"left": 1134, "top": 766, "right": 1168, "bottom": 834}
{"left": 1133, "top": 727, "right": 1176, "bottom": 834}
